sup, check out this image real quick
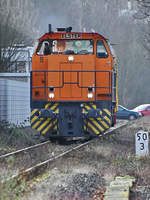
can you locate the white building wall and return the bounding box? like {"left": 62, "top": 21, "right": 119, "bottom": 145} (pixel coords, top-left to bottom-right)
{"left": 0, "top": 74, "right": 30, "bottom": 126}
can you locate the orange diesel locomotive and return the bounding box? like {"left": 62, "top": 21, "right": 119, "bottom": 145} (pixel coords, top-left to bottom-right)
{"left": 31, "top": 26, "right": 118, "bottom": 139}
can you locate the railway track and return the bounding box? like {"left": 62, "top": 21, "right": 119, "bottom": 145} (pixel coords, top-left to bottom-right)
{"left": 0, "top": 140, "right": 50, "bottom": 160}
{"left": 0, "top": 120, "right": 129, "bottom": 184}
{"left": 0, "top": 139, "right": 79, "bottom": 181}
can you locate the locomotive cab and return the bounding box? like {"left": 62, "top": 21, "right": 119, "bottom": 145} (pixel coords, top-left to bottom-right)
{"left": 31, "top": 26, "right": 118, "bottom": 138}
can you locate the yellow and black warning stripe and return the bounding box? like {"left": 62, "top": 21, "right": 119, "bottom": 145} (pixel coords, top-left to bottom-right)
{"left": 30, "top": 103, "right": 59, "bottom": 135}
{"left": 31, "top": 102, "right": 112, "bottom": 137}
{"left": 83, "top": 103, "right": 111, "bottom": 136}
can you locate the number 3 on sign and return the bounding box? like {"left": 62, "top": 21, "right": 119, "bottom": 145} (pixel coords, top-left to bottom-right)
{"left": 136, "top": 131, "right": 149, "bottom": 157}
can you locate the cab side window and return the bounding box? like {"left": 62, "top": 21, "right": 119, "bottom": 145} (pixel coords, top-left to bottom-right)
{"left": 97, "top": 40, "right": 108, "bottom": 58}
{"left": 37, "top": 41, "right": 51, "bottom": 55}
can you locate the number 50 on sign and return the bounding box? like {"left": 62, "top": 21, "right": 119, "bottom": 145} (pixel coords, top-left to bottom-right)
{"left": 136, "top": 130, "right": 149, "bottom": 157}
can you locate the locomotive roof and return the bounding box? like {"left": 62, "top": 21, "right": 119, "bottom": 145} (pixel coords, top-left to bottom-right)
{"left": 39, "top": 32, "right": 108, "bottom": 41}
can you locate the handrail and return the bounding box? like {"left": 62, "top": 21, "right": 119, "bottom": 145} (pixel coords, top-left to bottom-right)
{"left": 31, "top": 70, "right": 112, "bottom": 100}
{"left": 31, "top": 70, "right": 111, "bottom": 89}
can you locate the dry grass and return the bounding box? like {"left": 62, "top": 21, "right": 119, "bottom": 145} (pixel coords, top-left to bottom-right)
{"left": 0, "top": 121, "right": 41, "bottom": 155}
{"left": 1, "top": 117, "right": 150, "bottom": 199}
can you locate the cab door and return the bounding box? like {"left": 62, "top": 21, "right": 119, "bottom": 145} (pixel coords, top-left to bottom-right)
{"left": 95, "top": 40, "right": 113, "bottom": 100}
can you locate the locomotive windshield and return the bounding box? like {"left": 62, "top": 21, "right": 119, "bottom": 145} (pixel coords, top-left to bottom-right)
{"left": 37, "top": 39, "right": 94, "bottom": 55}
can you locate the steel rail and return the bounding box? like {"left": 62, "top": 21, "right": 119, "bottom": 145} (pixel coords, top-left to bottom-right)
{"left": 0, "top": 141, "right": 50, "bottom": 160}
{"left": 10, "top": 121, "right": 129, "bottom": 182}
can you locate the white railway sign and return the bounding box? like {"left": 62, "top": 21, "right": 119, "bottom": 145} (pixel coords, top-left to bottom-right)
{"left": 136, "top": 130, "right": 149, "bottom": 157}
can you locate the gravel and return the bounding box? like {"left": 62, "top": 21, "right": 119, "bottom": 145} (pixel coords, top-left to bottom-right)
{"left": 54, "top": 172, "right": 104, "bottom": 199}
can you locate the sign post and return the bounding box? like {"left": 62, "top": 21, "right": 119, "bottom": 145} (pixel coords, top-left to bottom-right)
{"left": 136, "top": 130, "right": 149, "bottom": 157}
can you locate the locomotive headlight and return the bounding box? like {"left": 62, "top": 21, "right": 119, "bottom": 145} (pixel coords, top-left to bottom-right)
{"left": 49, "top": 87, "right": 55, "bottom": 99}
{"left": 49, "top": 93, "right": 54, "bottom": 98}
{"left": 68, "top": 55, "right": 74, "bottom": 62}
{"left": 87, "top": 87, "right": 93, "bottom": 99}
{"left": 88, "top": 93, "right": 93, "bottom": 99}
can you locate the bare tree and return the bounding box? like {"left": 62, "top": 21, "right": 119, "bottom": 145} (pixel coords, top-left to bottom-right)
{"left": 0, "top": 0, "right": 38, "bottom": 72}
{"left": 135, "top": 0, "right": 150, "bottom": 53}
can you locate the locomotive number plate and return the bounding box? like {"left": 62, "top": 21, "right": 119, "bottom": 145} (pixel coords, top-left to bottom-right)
{"left": 62, "top": 33, "right": 81, "bottom": 39}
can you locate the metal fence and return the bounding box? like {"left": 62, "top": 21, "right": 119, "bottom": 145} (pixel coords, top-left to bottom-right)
{"left": 0, "top": 73, "right": 30, "bottom": 126}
